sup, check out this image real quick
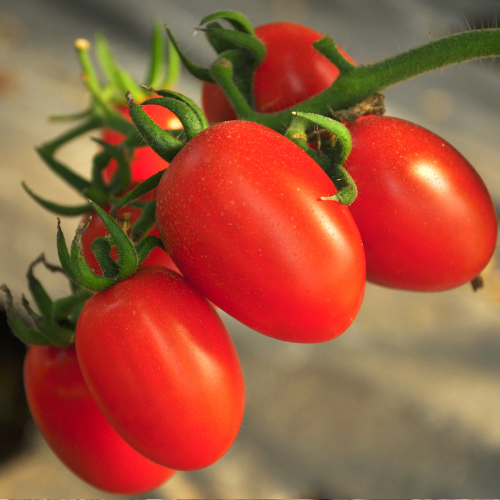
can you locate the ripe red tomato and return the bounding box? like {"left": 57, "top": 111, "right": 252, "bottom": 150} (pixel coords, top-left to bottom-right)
{"left": 102, "top": 103, "right": 182, "bottom": 183}
{"left": 344, "top": 116, "right": 498, "bottom": 291}
{"left": 24, "top": 345, "right": 175, "bottom": 494}
{"left": 155, "top": 120, "right": 366, "bottom": 343}
{"left": 75, "top": 266, "right": 245, "bottom": 471}
{"left": 80, "top": 205, "right": 180, "bottom": 274}
{"left": 202, "top": 21, "right": 355, "bottom": 122}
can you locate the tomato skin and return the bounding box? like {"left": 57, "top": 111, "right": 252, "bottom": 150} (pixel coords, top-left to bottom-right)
{"left": 79, "top": 204, "right": 179, "bottom": 274}
{"left": 202, "top": 22, "right": 355, "bottom": 122}
{"left": 344, "top": 116, "right": 498, "bottom": 291}
{"left": 76, "top": 266, "right": 245, "bottom": 471}
{"left": 102, "top": 104, "right": 181, "bottom": 183}
{"left": 156, "top": 120, "right": 366, "bottom": 343}
{"left": 24, "top": 345, "right": 174, "bottom": 494}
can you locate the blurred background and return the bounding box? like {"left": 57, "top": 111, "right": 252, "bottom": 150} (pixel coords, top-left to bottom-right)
{"left": 1, "top": 0, "right": 500, "bottom": 497}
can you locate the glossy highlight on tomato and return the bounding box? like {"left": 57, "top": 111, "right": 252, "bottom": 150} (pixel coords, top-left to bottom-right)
{"left": 24, "top": 345, "right": 175, "bottom": 494}
{"left": 344, "top": 116, "right": 498, "bottom": 291}
{"left": 156, "top": 120, "right": 366, "bottom": 343}
{"left": 76, "top": 266, "right": 245, "bottom": 471}
{"left": 202, "top": 21, "right": 355, "bottom": 122}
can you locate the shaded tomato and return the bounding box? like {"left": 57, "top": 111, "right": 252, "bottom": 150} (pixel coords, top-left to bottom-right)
{"left": 80, "top": 205, "right": 180, "bottom": 274}
{"left": 76, "top": 266, "right": 245, "bottom": 471}
{"left": 24, "top": 345, "right": 175, "bottom": 494}
{"left": 102, "top": 103, "right": 182, "bottom": 183}
{"left": 344, "top": 116, "right": 498, "bottom": 291}
{"left": 202, "top": 21, "right": 355, "bottom": 122}
{"left": 155, "top": 120, "right": 366, "bottom": 343}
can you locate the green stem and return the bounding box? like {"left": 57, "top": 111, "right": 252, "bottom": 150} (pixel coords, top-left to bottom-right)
{"left": 229, "top": 28, "right": 500, "bottom": 132}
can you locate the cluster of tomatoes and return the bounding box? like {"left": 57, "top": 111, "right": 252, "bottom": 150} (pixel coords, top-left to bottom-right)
{"left": 6, "top": 15, "right": 498, "bottom": 496}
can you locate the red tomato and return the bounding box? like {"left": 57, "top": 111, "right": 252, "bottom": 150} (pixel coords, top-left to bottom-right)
{"left": 155, "top": 120, "right": 366, "bottom": 343}
{"left": 102, "top": 103, "right": 182, "bottom": 183}
{"left": 76, "top": 266, "right": 245, "bottom": 471}
{"left": 344, "top": 116, "right": 498, "bottom": 291}
{"left": 24, "top": 345, "right": 174, "bottom": 494}
{"left": 202, "top": 22, "right": 355, "bottom": 122}
{"left": 80, "top": 205, "right": 180, "bottom": 274}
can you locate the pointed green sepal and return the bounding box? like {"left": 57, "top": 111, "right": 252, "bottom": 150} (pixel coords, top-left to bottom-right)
{"left": 209, "top": 57, "right": 254, "bottom": 117}
{"left": 130, "top": 200, "right": 157, "bottom": 242}
{"left": 90, "top": 235, "right": 119, "bottom": 278}
{"left": 57, "top": 218, "right": 77, "bottom": 283}
{"left": 126, "top": 91, "right": 185, "bottom": 162}
{"left": 203, "top": 26, "right": 265, "bottom": 66}
{"left": 200, "top": 10, "right": 256, "bottom": 35}
{"left": 51, "top": 291, "right": 92, "bottom": 322}
{"left": 136, "top": 235, "right": 165, "bottom": 265}
{"left": 293, "top": 112, "right": 357, "bottom": 205}
{"left": 95, "top": 33, "right": 147, "bottom": 102}
{"left": 146, "top": 19, "right": 166, "bottom": 89}
{"left": 21, "top": 295, "right": 75, "bottom": 348}
{"left": 60, "top": 202, "right": 138, "bottom": 292}
{"left": 139, "top": 93, "right": 207, "bottom": 140}
{"left": 23, "top": 183, "right": 93, "bottom": 216}
{"left": 312, "top": 36, "right": 356, "bottom": 74}
{"left": 1, "top": 284, "right": 51, "bottom": 346}
{"left": 26, "top": 255, "right": 55, "bottom": 320}
{"left": 165, "top": 26, "right": 214, "bottom": 82}
{"left": 91, "top": 138, "right": 132, "bottom": 196}
{"left": 163, "top": 34, "right": 181, "bottom": 89}
{"left": 143, "top": 87, "right": 209, "bottom": 130}
{"left": 111, "top": 170, "right": 165, "bottom": 215}
{"left": 36, "top": 146, "right": 93, "bottom": 194}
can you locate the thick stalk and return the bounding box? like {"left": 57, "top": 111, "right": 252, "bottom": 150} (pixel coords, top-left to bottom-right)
{"left": 232, "top": 28, "right": 500, "bottom": 132}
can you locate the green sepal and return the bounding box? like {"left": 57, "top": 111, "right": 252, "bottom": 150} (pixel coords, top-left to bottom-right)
{"left": 146, "top": 19, "right": 166, "bottom": 89}
{"left": 312, "top": 36, "right": 356, "bottom": 74}
{"left": 95, "top": 33, "right": 147, "bottom": 102}
{"left": 91, "top": 235, "right": 119, "bottom": 278}
{"left": 164, "top": 35, "right": 181, "bottom": 89}
{"left": 22, "top": 183, "right": 93, "bottom": 216}
{"left": 209, "top": 57, "right": 254, "bottom": 117}
{"left": 139, "top": 94, "right": 206, "bottom": 140}
{"left": 203, "top": 25, "right": 265, "bottom": 66}
{"left": 57, "top": 218, "right": 77, "bottom": 283}
{"left": 59, "top": 203, "right": 138, "bottom": 292}
{"left": 165, "top": 26, "right": 214, "bottom": 83}
{"left": 204, "top": 22, "right": 237, "bottom": 54}
{"left": 26, "top": 255, "right": 55, "bottom": 320}
{"left": 126, "top": 91, "right": 185, "bottom": 162}
{"left": 111, "top": 170, "right": 165, "bottom": 215}
{"left": 36, "top": 146, "right": 92, "bottom": 194}
{"left": 199, "top": 10, "right": 256, "bottom": 35}
{"left": 21, "top": 295, "right": 75, "bottom": 348}
{"left": 144, "top": 87, "right": 209, "bottom": 130}
{"left": 130, "top": 200, "right": 157, "bottom": 242}
{"left": 91, "top": 138, "right": 132, "bottom": 196}
{"left": 0, "top": 284, "right": 51, "bottom": 346}
{"left": 51, "top": 291, "right": 92, "bottom": 322}
{"left": 293, "top": 112, "right": 357, "bottom": 205}
{"left": 136, "top": 235, "right": 165, "bottom": 265}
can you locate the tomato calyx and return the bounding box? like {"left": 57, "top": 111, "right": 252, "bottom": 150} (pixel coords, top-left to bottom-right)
{"left": 285, "top": 112, "right": 358, "bottom": 205}
{"left": 1, "top": 254, "right": 91, "bottom": 347}
{"left": 126, "top": 87, "right": 208, "bottom": 164}
{"left": 57, "top": 202, "right": 164, "bottom": 292}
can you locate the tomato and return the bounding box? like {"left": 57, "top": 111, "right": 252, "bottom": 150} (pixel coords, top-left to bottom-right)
{"left": 75, "top": 266, "right": 245, "bottom": 471}
{"left": 80, "top": 205, "right": 180, "bottom": 274}
{"left": 102, "top": 103, "right": 182, "bottom": 183}
{"left": 155, "top": 120, "right": 365, "bottom": 343}
{"left": 24, "top": 345, "right": 175, "bottom": 494}
{"left": 202, "top": 21, "right": 355, "bottom": 122}
{"left": 344, "top": 116, "right": 498, "bottom": 291}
